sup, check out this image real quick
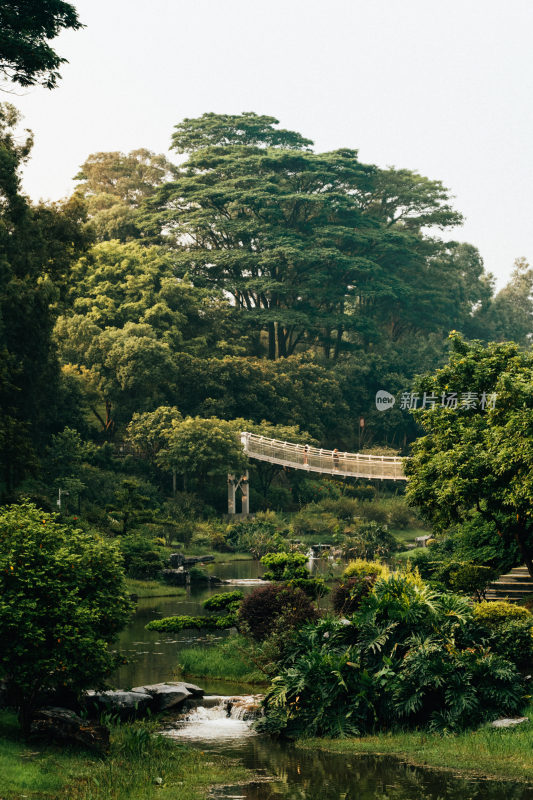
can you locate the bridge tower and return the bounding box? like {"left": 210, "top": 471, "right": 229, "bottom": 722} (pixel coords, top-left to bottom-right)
{"left": 227, "top": 471, "right": 250, "bottom": 516}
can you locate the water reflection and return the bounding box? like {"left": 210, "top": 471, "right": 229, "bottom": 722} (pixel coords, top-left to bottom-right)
{"left": 114, "top": 559, "right": 265, "bottom": 688}
{"left": 206, "top": 737, "right": 533, "bottom": 800}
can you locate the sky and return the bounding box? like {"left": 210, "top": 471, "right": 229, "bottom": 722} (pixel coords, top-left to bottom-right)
{"left": 8, "top": 0, "right": 533, "bottom": 287}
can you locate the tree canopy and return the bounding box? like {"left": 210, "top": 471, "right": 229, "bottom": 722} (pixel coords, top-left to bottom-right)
{"left": 0, "top": 501, "right": 131, "bottom": 733}
{"left": 406, "top": 334, "right": 533, "bottom": 578}
{"left": 0, "top": 1, "right": 82, "bottom": 89}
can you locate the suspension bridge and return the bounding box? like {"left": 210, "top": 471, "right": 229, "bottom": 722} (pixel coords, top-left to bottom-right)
{"left": 228, "top": 432, "right": 407, "bottom": 515}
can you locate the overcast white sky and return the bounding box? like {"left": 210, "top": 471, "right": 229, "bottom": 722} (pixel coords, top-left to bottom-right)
{"left": 9, "top": 0, "right": 533, "bottom": 287}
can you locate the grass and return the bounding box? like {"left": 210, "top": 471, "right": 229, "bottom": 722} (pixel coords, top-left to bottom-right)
{"left": 125, "top": 578, "right": 186, "bottom": 598}
{"left": 0, "top": 709, "right": 250, "bottom": 799}
{"left": 177, "top": 636, "right": 268, "bottom": 686}
{"left": 298, "top": 702, "right": 533, "bottom": 783}
{"left": 390, "top": 527, "right": 430, "bottom": 545}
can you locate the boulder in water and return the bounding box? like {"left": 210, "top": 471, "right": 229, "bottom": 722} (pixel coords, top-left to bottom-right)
{"left": 84, "top": 689, "right": 153, "bottom": 718}
{"left": 132, "top": 682, "right": 199, "bottom": 711}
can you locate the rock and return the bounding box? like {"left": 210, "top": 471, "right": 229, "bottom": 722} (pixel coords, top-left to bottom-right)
{"left": 490, "top": 717, "right": 529, "bottom": 728}
{"left": 84, "top": 689, "right": 153, "bottom": 718}
{"left": 169, "top": 553, "right": 185, "bottom": 568}
{"left": 131, "top": 683, "right": 192, "bottom": 711}
{"left": 167, "top": 681, "right": 204, "bottom": 697}
{"left": 182, "top": 555, "right": 215, "bottom": 566}
{"left": 30, "top": 707, "right": 110, "bottom": 751}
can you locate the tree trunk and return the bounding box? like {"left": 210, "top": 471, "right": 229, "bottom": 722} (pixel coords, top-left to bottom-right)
{"left": 277, "top": 326, "right": 287, "bottom": 358}
{"left": 514, "top": 528, "right": 533, "bottom": 579}
{"left": 268, "top": 322, "right": 276, "bottom": 360}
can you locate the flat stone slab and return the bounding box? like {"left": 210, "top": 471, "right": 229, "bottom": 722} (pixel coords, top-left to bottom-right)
{"left": 131, "top": 683, "right": 193, "bottom": 711}
{"left": 85, "top": 689, "right": 152, "bottom": 715}
{"left": 167, "top": 681, "right": 204, "bottom": 697}
{"left": 490, "top": 717, "right": 529, "bottom": 728}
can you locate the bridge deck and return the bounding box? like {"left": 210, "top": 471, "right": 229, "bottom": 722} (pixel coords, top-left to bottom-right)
{"left": 241, "top": 432, "right": 407, "bottom": 481}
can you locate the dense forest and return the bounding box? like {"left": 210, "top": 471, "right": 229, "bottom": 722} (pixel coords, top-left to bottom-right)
{"left": 1, "top": 104, "right": 531, "bottom": 517}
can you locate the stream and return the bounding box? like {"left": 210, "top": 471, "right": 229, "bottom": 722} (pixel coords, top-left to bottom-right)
{"left": 116, "top": 557, "right": 533, "bottom": 800}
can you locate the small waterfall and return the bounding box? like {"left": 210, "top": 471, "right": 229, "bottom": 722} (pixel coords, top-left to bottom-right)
{"left": 165, "top": 695, "right": 263, "bottom": 741}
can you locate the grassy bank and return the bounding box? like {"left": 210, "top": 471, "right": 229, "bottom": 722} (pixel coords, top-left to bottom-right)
{"left": 298, "top": 703, "right": 533, "bottom": 783}
{"left": 0, "top": 709, "right": 249, "bottom": 799}
{"left": 125, "top": 578, "right": 186, "bottom": 598}
{"left": 177, "top": 636, "right": 268, "bottom": 686}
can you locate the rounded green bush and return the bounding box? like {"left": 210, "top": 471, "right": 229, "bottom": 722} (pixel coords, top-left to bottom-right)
{"left": 343, "top": 558, "right": 389, "bottom": 581}
{"left": 473, "top": 600, "right": 531, "bottom": 624}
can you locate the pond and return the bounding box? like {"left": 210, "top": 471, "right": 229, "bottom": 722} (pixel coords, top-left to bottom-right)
{"left": 116, "top": 557, "right": 533, "bottom": 800}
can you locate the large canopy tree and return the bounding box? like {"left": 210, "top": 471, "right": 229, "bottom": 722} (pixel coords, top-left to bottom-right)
{"left": 143, "top": 112, "right": 466, "bottom": 360}
{"left": 406, "top": 334, "right": 533, "bottom": 578}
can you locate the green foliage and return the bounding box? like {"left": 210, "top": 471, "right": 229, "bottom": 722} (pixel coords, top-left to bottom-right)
{"left": 331, "top": 574, "right": 378, "bottom": 615}
{"left": 203, "top": 590, "right": 243, "bottom": 611}
{"left": 157, "top": 416, "right": 247, "bottom": 487}
{"left": 226, "top": 513, "right": 288, "bottom": 558}
{"left": 342, "top": 559, "right": 390, "bottom": 581}
{"left": 261, "top": 552, "right": 309, "bottom": 581}
{"left": 0, "top": 105, "right": 89, "bottom": 496}
{"left": 433, "top": 560, "right": 497, "bottom": 600}
{"left": 286, "top": 577, "right": 329, "bottom": 600}
{"left": 291, "top": 506, "right": 342, "bottom": 541}
{"left": 238, "top": 583, "right": 318, "bottom": 641}
{"left": 472, "top": 601, "right": 533, "bottom": 672}
{"left": 473, "top": 600, "right": 532, "bottom": 623}
{"left": 0, "top": 501, "right": 132, "bottom": 733}
{"left": 0, "top": 1, "right": 82, "bottom": 89}
{"left": 406, "top": 335, "right": 533, "bottom": 578}
{"left": 147, "top": 112, "right": 465, "bottom": 364}
{"left": 340, "top": 521, "right": 398, "bottom": 560}
{"left": 146, "top": 612, "right": 236, "bottom": 632}
{"left": 74, "top": 149, "right": 178, "bottom": 242}
{"left": 261, "top": 571, "right": 526, "bottom": 738}
{"left": 119, "top": 535, "right": 165, "bottom": 580}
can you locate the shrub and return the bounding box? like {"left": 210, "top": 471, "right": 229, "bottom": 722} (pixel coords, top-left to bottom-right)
{"left": 290, "top": 506, "right": 341, "bottom": 541}
{"left": 340, "top": 522, "right": 398, "bottom": 560}
{"left": 203, "top": 591, "right": 244, "bottom": 611}
{"left": 238, "top": 584, "right": 318, "bottom": 641}
{"left": 119, "top": 535, "right": 165, "bottom": 580}
{"left": 473, "top": 601, "right": 533, "bottom": 672}
{"left": 0, "top": 502, "right": 132, "bottom": 734}
{"left": 260, "top": 574, "right": 526, "bottom": 738}
{"left": 383, "top": 496, "right": 418, "bottom": 529}
{"left": 261, "top": 552, "right": 308, "bottom": 581}
{"left": 226, "top": 514, "right": 288, "bottom": 558}
{"left": 188, "top": 566, "right": 209, "bottom": 582}
{"left": 287, "top": 577, "right": 329, "bottom": 599}
{"left": 356, "top": 501, "right": 389, "bottom": 525}
{"left": 146, "top": 613, "right": 236, "bottom": 632}
{"left": 432, "top": 560, "right": 497, "bottom": 600}
{"left": 190, "top": 520, "right": 228, "bottom": 551}
{"left": 331, "top": 574, "right": 377, "bottom": 615}
{"left": 473, "top": 600, "right": 531, "bottom": 624}
{"left": 343, "top": 558, "right": 389, "bottom": 581}
{"left": 317, "top": 496, "right": 359, "bottom": 520}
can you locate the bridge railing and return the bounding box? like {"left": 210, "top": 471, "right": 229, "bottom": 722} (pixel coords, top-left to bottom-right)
{"left": 240, "top": 432, "right": 406, "bottom": 481}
